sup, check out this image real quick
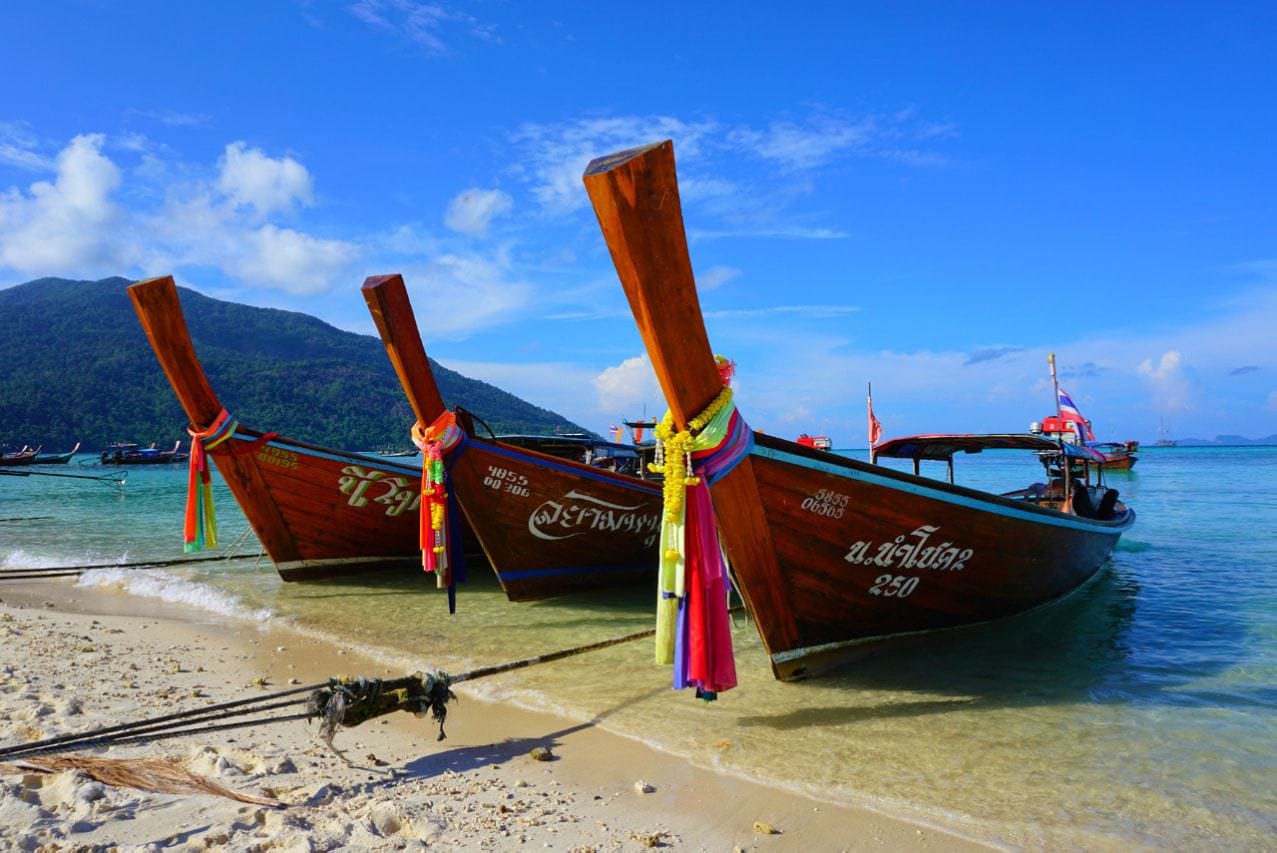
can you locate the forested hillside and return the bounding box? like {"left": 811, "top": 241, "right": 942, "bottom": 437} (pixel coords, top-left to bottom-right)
{"left": 0, "top": 277, "right": 587, "bottom": 452}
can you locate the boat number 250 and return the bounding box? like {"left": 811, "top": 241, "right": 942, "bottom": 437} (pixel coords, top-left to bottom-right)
{"left": 801, "top": 489, "right": 849, "bottom": 519}
{"left": 869, "top": 574, "right": 920, "bottom": 598}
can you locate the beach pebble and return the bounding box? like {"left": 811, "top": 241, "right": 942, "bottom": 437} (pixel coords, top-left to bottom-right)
{"left": 752, "top": 820, "right": 779, "bottom": 835}
{"left": 528, "top": 747, "right": 554, "bottom": 762}
{"left": 633, "top": 781, "right": 655, "bottom": 794}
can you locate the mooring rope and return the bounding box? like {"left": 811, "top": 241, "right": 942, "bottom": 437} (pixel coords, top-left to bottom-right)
{"left": 0, "top": 553, "right": 252, "bottom": 582}
{"left": 0, "top": 469, "right": 127, "bottom": 487}
{"left": 0, "top": 610, "right": 750, "bottom": 762}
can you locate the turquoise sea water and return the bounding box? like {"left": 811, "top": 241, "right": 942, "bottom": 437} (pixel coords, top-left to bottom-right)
{"left": 2, "top": 448, "right": 1275, "bottom": 848}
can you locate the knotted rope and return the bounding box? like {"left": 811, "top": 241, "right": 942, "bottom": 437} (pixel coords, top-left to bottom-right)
{"left": 647, "top": 356, "right": 750, "bottom": 700}
{"left": 307, "top": 672, "right": 456, "bottom": 747}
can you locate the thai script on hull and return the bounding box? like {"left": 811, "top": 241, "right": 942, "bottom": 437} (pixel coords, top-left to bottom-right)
{"left": 843, "top": 524, "right": 973, "bottom": 572}
{"left": 529, "top": 489, "right": 660, "bottom": 545}
{"left": 338, "top": 465, "right": 421, "bottom": 517}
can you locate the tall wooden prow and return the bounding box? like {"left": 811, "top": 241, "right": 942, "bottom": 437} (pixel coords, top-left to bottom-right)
{"left": 582, "top": 140, "right": 800, "bottom": 652}
{"left": 360, "top": 274, "right": 447, "bottom": 428}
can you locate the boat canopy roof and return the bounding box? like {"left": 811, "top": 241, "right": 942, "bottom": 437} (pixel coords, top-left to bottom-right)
{"left": 497, "top": 434, "right": 641, "bottom": 459}
{"left": 874, "top": 433, "right": 1106, "bottom": 462}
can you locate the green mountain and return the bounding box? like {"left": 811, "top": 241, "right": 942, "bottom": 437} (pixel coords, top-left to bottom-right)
{"left": 0, "top": 277, "right": 588, "bottom": 452}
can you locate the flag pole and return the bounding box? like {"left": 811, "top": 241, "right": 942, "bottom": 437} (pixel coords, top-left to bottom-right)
{"left": 867, "top": 382, "right": 876, "bottom": 465}
{"left": 1048, "top": 352, "right": 1072, "bottom": 499}
{"left": 1048, "top": 353, "right": 1063, "bottom": 422}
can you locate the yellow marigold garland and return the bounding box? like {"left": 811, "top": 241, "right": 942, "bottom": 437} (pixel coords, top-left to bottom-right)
{"left": 649, "top": 383, "right": 734, "bottom": 527}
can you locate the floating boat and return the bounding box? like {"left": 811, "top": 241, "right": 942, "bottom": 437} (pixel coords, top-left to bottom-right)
{"left": 362, "top": 274, "right": 665, "bottom": 601}
{"left": 34, "top": 442, "right": 81, "bottom": 464}
{"left": 99, "top": 440, "right": 190, "bottom": 465}
{"left": 0, "top": 445, "right": 41, "bottom": 466}
{"left": 583, "top": 140, "right": 1136, "bottom": 680}
{"left": 1036, "top": 356, "right": 1138, "bottom": 470}
{"left": 796, "top": 434, "right": 832, "bottom": 451}
{"left": 1088, "top": 441, "right": 1139, "bottom": 470}
{"left": 129, "top": 275, "right": 451, "bottom": 582}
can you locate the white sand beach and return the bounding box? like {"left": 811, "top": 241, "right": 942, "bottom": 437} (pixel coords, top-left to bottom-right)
{"left": 0, "top": 579, "right": 992, "bottom": 851}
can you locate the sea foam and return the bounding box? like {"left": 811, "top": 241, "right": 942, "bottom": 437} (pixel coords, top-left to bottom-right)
{"left": 76, "top": 568, "right": 275, "bottom": 623}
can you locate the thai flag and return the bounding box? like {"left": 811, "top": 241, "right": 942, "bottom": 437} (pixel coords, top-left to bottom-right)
{"left": 1057, "top": 389, "right": 1095, "bottom": 440}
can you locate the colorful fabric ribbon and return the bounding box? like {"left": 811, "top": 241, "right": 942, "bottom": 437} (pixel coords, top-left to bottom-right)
{"left": 410, "top": 412, "right": 465, "bottom": 593}
{"left": 651, "top": 373, "right": 751, "bottom": 700}
{"left": 184, "top": 409, "right": 238, "bottom": 552}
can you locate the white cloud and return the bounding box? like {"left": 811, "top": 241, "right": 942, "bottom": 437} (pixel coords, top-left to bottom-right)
{"left": 593, "top": 354, "right": 663, "bottom": 416}
{"left": 397, "top": 250, "right": 533, "bottom": 338}
{"left": 444, "top": 188, "right": 512, "bottom": 236}
{"left": 228, "top": 224, "right": 359, "bottom": 295}
{"left": 443, "top": 358, "right": 602, "bottom": 427}
{"left": 347, "top": 0, "right": 497, "bottom": 54}
{"left": 728, "top": 111, "right": 954, "bottom": 171}
{"left": 0, "top": 121, "right": 52, "bottom": 171}
{"left": 512, "top": 116, "right": 717, "bottom": 212}
{"left": 0, "top": 133, "right": 132, "bottom": 276}
{"left": 217, "top": 142, "right": 313, "bottom": 216}
{"left": 0, "top": 133, "right": 362, "bottom": 296}
{"left": 1136, "top": 350, "right": 1193, "bottom": 413}
{"left": 697, "top": 264, "right": 741, "bottom": 291}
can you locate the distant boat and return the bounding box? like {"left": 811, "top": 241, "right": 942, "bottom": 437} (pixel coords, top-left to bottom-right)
{"left": 1037, "top": 357, "right": 1137, "bottom": 470}
{"left": 0, "top": 445, "right": 41, "bottom": 466}
{"left": 1155, "top": 417, "right": 1177, "bottom": 448}
{"left": 362, "top": 273, "right": 665, "bottom": 602}
{"left": 99, "top": 440, "right": 189, "bottom": 465}
{"left": 34, "top": 442, "right": 81, "bottom": 465}
{"left": 1088, "top": 441, "right": 1139, "bottom": 470}
{"left": 584, "top": 139, "right": 1136, "bottom": 680}
{"left": 796, "top": 434, "right": 832, "bottom": 451}
{"left": 129, "top": 275, "right": 456, "bottom": 583}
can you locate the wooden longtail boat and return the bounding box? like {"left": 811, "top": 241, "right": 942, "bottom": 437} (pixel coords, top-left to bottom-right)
{"left": 362, "top": 274, "right": 664, "bottom": 602}
{"left": 129, "top": 275, "right": 444, "bottom": 582}
{"left": 34, "top": 442, "right": 81, "bottom": 464}
{"left": 99, "top": 440, "right": 189, "bottom": 465}
{"left": 1089, "top": 442, "right": 1138, "bottom": 470}
{"left": 0, "top": 445, "right": 41, "bottom": 466}
{"left": 583, "top": 141, "right": 1136, "bottom": 680}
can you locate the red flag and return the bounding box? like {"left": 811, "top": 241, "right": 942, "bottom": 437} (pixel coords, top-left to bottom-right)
{"left": 868, "top": 389, "right": 883, "bottom": 446}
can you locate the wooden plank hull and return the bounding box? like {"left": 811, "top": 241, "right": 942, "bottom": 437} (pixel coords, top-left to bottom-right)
{"left": 447, "top": 437, "right": 662, "bottom": 601}
{"left": 741, "top": 435, "right": 1132, "bottom": 679}
{"left": 360, "top": 273, "right": 663, "bottom": 601}
{"left": 582, "top": 140, "right": 1137, "bottom": 681}
{"left": 128, "top": 275, "right": 458, "bottom": 584}
{"left": 205, "top": 429, "right": 432, "bottom": 580}
{"left": 1099, "top": 453, "right": 1137, "bottom": 470}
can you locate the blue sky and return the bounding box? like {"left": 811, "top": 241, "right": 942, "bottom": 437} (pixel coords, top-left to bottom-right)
{"left": 2, "top": 2, "right": 1274, "bottom": 445}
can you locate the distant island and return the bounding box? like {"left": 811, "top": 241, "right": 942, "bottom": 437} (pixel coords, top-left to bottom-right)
{"left": 0, "top": 276, "right": 590, "bottom": 452}
{"left": 1163, "top": 435, "right": 1277, "bottom": 447}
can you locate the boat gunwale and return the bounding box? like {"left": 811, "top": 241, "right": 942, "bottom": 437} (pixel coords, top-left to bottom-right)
{"left": 753, "top": 432, "right": 1136, "bottom": 533}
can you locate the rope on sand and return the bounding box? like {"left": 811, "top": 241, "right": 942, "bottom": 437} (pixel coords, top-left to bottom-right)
{"left": 0, "top": 614, "right": 732, "bottom": 761}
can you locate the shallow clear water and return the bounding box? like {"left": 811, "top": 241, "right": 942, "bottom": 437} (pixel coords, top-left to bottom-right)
{"left": 2, "top": 449, "right": 1274, "bottom": 848}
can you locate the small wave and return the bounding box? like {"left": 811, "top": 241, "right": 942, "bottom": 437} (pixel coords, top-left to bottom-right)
{"left": 76, "top": 568, "right": 275, "bottom": 623}
{"left": 1, "top": 549, "right": 137, "bottom": 570}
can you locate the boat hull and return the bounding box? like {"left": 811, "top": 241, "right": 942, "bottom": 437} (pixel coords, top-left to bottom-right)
{"left": 735, "top": 436, "right": 1134, "bottom": 680}
{"left": 206, "top": 430, "right": 437, "bottom": 580}
{"left": 447, "top": 437, "right": 662, "bottom": 601}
